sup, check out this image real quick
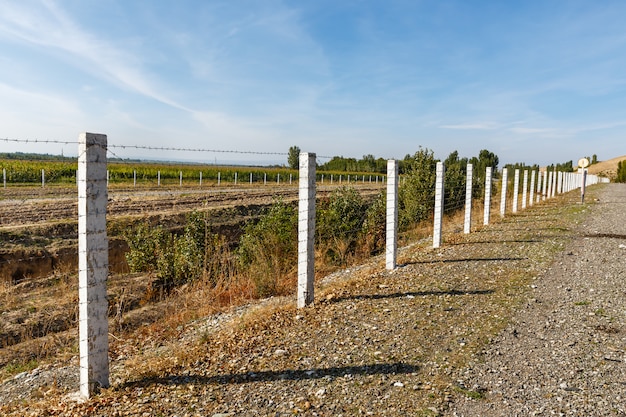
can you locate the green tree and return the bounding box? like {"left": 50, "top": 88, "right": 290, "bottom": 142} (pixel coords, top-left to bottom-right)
{"left": 287, "top": 146, "right": 301, "bottom": 170}
{"left": 616, "top": 160, "right": 626, "bottom": 183}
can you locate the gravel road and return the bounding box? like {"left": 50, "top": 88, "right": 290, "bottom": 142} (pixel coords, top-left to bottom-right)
{"left": 451, "top": 183, "right": 626, "bottom": 416}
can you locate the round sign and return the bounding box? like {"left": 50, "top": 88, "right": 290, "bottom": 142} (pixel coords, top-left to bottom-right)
{"left": 578, "top": 158, "right": 589, "bottom": 168}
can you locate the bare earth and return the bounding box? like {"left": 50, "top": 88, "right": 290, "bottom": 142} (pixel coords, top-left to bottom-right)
{"left": 1, "top": 183, "right": 624, "bottom": 416}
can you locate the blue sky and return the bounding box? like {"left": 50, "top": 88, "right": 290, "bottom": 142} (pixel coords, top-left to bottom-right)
{"left": 1, "top": 0, "right": 625, "bottom": 166}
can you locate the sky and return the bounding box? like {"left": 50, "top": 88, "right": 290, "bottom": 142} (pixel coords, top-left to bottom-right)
{"left": 1, "top": 0, "right": 625, "bottom": 166}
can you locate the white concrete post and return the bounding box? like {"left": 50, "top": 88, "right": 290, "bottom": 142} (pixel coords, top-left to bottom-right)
{"left": 133, "top": 170, "right": 137, "bottom": 187}
{"left": 3, "top": 168, "right": 6, "bottom": 188}
{"left": 484, "top": 167, "right": 492, "bottom": 225}
{"left": 581, "top": 170, "right": 587, "bottom": 202}
{"left": 297, "top": 152, "right": 316, "bottom": 308}
{"left": 78, "top": 132, "right": 109, "bottom": 399}
{"left": 290, "top": 173, "right": 292, "bottom": 184}
{"left": 264, "top": 173, "right": 267, "bottom": 185}
{"left": 557, "top": 171, "right": 562, "bottom": 194}
{"left": 547, "top": 171, "right": 553, "bottom": 199}
{"left": 386, "top": 160, "right": 398, "bottom": 270}
{"left": 537, "top": 171, "right": 542, "bottom": 202}
{"left": 179, "top": 171, "right": 183, "bottom": 187}
{"left": 551, "top": 169, "right": 557, "bottom": 197}
{"left": 376, "top": 176, "right": 378, "bottom": 184}
{"left": 199, "top": 171, "right": 202, "bottom": 186}
{"left": 512, "top": 169, "right": 520, "bottom": 213}
{"left": 217, "top": 172, "right": 221, "bottom": 186}
{"left": 522, "top": 170, "right": 528, "bottom": 209}
{"left": 369, "top": 175, "right": 372, "bottom": 183}
{"left": 106, "top": 170, "right": 109, "bottom": 187}
{"left": 340, "top": 175, "right": 342, "bottom": 184}
{"left": 348, "top": 174, "right": 350, "bottom": 183}
{"left": 330, "top": 174, "right": 333, "bottom": 185}
{"left": 250, "top": 172, "right": 253, "bottom": 184}
{"left": 463, "top": 163, "right": 473, "bottom": 234}
{"left": 321, "top": 174, "right": 324, "bottom": 184}
{"left": 42, "top": 169, "right": 45, "bottom": 188}
{"left": 500, "top": 168, "right": 508, "bottom": 217}
{"left": 277, "top": 173, "right": 280, "bottom": 184}
{"left": 542, "top": 169, "right": 548, "bottom": 200}
{"left": 234, "top": 172, "right": 238, "bottom": 185}
{"left": 529, "top": 170, "right": 536, "bottom": 207}
{"left": 433, "top": 162, "right": 445, "bottom": 248}
{"left": 157, "top": 171, "right": 161, "bottom": 186}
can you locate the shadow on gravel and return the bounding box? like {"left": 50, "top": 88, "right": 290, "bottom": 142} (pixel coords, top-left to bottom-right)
{"left": 327, "top": 289, "right": 494, "bottom": 303}
{"left": 120, "top": 362, "right": 418, "bottom": 389}
{"left": 449, "top": 240, "right": 542, "bottom": 245}
{"left": 582, "top": 232, "right": 626, "bottom": 239}
{"left": 404, "top": 257, "right": 526, "bottom": 264}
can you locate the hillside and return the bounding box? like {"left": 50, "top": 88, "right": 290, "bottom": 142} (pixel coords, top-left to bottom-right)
{"left": 586, "top": 154, "right": 626, "bottom": 179}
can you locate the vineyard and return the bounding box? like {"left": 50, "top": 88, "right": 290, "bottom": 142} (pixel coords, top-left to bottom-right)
{"left": 0, "top": 156, "right": 386, "bottom": 188}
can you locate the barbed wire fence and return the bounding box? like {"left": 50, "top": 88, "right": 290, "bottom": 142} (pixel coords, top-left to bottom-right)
{"left": 0, "top": 134, "right": 603, "bottom": 398}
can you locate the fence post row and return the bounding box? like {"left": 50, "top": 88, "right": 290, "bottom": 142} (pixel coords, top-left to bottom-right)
{"left": 463, "top": 163, "right": 473, "bottom": 234}
{"left": 78, "top": 132, "right": 109, "bottom": 399}
{"left": 297, "top": 152, "right": 316, "bottom": 308}
{"left": 386, "top": 159, "right": 399, "bottom": 270}
{"left": 433, "top": 161, "right": 445, "bottom": 248}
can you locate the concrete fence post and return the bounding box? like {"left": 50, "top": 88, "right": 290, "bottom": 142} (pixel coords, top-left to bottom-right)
{"left": 484, "top": 167, "right": 492, "bottom": 225}
{"left": 264, "top": 173, "right": 267, "bottom": 185}
{"left": 529, "top": 170, "right": 536, "bottom": 207}
{"left": 433, "top": 161, "right": 445, "bottom": 248}
{"left": 179, "top": 171, "right": 183, "bottom": 187}
{"left": 500, "top": 168, "right": 508, "bottom": 217}
{"left": 522, "top": 170, "right": 528, "bottom": 209}
{"left": 463, "top": 163, "right": 473, "bottom": 234}
{"left": 547, "top": 171, "right": 553, "bottom": 199}
{"left": 512, "top": 169, "right": 520, "bottom": 213}
{"left": 290, "top": 173, "right": 292, "bottom": 184}
{"left": 234, "top": 172, "right": 238, "bottom": 185}
{"left": 386, "top": 160, "right": 398, "bottom": 270}
{"left": 42, "top": 169, "right": 45, "bottom": 188}
{"left": 78, "top": 132, "right": 109, "bottom": 399}
{"left": 297, "top": 152, "right": 316, "bottom": 308}
{"left": 157, "top": 171, "right": 161, "bottom": 186}
{"left": 133, "top": 170, "right": 137, "bottom": 187}
{"left": 250, "top": 172, "right": 253, "bottom": 184}
{"left": 581, "top": 170, "right": 587, "bottom": 203}
{"left": 551, "top": 169, "right": 557, "bottom": 197}
{"left": 542, "top": 169, "right": 548, "bottom": 200}
{"left": 217, "top": 172, "right": 221, "bottom": 186}
{"left": 106, "top": 170, "right": 109, "bottom": 187}
{"left": 199, "top": 171, "right": 202, "bottom": 186}
{"left": 277, "top": 173, "right": 280, "bottom": 184}
{"left": 3, "top": 168, "right": 6, "bottom": 188}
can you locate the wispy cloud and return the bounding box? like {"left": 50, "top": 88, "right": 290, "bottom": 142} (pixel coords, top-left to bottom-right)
{"left": 439, "top": 122, "right": 500, "bottom": 130}
{"left": 0, "top": 0, "right": 188, "bottom": 112}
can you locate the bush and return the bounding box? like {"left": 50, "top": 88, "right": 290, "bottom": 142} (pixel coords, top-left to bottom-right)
{"left": 237, "top": 199, "right": 297, "bottom": 297}
{"left": 361, "top": 190, "right": 387, "bottom": 256}
{"left": 398, "top": 148, "right": 437, "bottom": 230}
{"left": 125, "top": 211, "right": 231, "bottom": 297}
{"left": 316, "top": 186, "right": 367, "bottom": 265}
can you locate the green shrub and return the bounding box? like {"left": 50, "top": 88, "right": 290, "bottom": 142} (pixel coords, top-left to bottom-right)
{"left": 237, "top": 199, "right": 297, "bottom": 297}
{"left": 361, "top": 190, "right": 387, "bottom": 256}
{"left": 316, "top": 186, "right": 367, "bottom": 265}
{"left": 398, "top": 148, "right": 437, "bottom": 230}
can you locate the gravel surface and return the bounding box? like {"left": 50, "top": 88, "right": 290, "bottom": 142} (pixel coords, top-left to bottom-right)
{"left": 1, "top": 183, "right": 624, "bottom": 416}
{"left": 451, "top": 184, "right": 626, "bottom": 416}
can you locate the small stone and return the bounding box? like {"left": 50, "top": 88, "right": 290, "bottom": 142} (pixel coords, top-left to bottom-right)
{"left": 393, "top": 381, "right": 404, "bottom": 387}
{"left": 559, "top": 382, "right": 568, "bottom": 389}
{"left": 315, "top": 388, "right": 326, "bottom": 398}
{"left": 274, "top": 349, "right": 288, "bottom": 356}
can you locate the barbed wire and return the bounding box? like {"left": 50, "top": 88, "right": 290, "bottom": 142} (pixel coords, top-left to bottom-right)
{"left": 0, "top": 137, "right": 76, "bottom": 145}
